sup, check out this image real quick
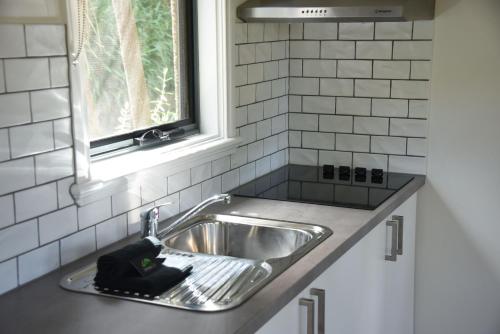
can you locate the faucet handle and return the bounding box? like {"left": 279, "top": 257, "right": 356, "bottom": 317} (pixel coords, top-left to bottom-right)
{"left": 140, "top": 202, "right": 172, "bottom": 239}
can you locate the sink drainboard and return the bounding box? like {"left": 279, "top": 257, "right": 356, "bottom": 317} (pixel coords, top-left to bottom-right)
{"left": 60, "top": 248, "right": 272, "bottom": 312}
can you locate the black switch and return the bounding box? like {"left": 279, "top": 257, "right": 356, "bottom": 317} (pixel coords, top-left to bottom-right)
{"left": 322, "top": 165, "right": 335, "bottom": 179}
{"left": 355, "top": 167, "right": 367, "bottom": 182}
{"left": 371, "top": 169, "right": 384, "bottom": 184}
{"left": 339, "top": 166, "right": 351, "bottom": 181}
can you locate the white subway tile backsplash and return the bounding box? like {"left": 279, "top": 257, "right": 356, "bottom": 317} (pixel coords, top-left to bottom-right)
{"left": 289, "top": 113, "right": 318, "bottom": 131}
{"left": 289, "top": 148, "right": 318, "bottom": 165}
{"left": 263, "top": 135, "right": 279, "bottom": 155}
{"left": 78, "top": 197, "right": 112, "bottom": 230}
{"left": 31, "top": 88, "right": 70, "bottom": 121}
{"left": 407, "top": 138, "right": 427, "bottom": 156}
{"left": 10, "top": 122, "right": 53, "bottom": 158}
{"left": 278, "top": 131, "right": 288, "bottom": 150}
{"left": 0, "top": 93, "right": 31, "bottom": 127}
{"left": 247, "top": 140, "right": 264, "bottom": 161}
{"left": 375, "top": 22, "right": 412, "bottom": 40}
{"left": 320, "top": 78, "right": 353, "bottom": 96}
{"left": 271, "top": 41, "right": 287, "bottom": 60}
{"left": 319, "top": 150, "right": 352, "bottom": 167}
{"left": 289, "top": 77, "right": 319, "bottom": 95}
{"left": 256, "top": 156, "right": 271, "bottom": 177}
{"left": 290, "top": 41, "right": 320, "bottom": 58}
{"left": 271, "top": 114, "right": 287, "bottom": 134}
{"left": 353, "top": 153, "right": 388, "bottom": 170}
{"left": 155, "top": 193, "right": 180, "bottom": 222}
{"left": 255, "top": 81, "right": 272, "bottom": 101}
{"left": 355, "top": 79, "right": 390, "bottom": 98}
{"left": 319, "top": 115, "right": 353, "bottom": 133}
{"left": 263, "top": 61, "right": 279, "bottom": 81}
{"left": 53, "top": 118, "right": 73, "bottom": 149}
{"left": 18, "top": 241, "right": 59, "bottom": 284}
{"left": 371, "top": 136, "right": 407, "bottom": 155}
{"left": 0, "top": 220, "right": 38, "bottom": 262}
{"left": 239, "top": 123, "right": 257, "bottom": 145}
{"left": 96, "top": 215, "right": 127, "bottom": 249}
{"left": 304, "top": 23, "right": 338, "bottom": 40}
{"left": 338, "top": 60, "right": 372, "bottom": 78}
{"left": 57, "top": 177, "right": 74, "bottom": 208}
{"left": 289, "top": 131, "right": 301, "bottom": 147}
{"left": 0, "top": 158, "right": 35, "bottom": 196}
{"left": 25, "top": 25, "right": 66, "bottom": 56}
{"left": 393, "top": 41, "right": 433, "bottom": 60}
{"left": 290, "top": 23, "right": 303, "bottom": 40}
{"left": 389, "top": 155, "right": 426, "bottom": 174}
{"left": 289, "top": 95, "right": 301, "bottom": 113}
{"left": 49, "top": 57, "right": 69, "bottom": 87}
{"left": 278, "top": 23, "right": 289, "bottom": 40}
{"left": 0, "top": 61, "right": 4, "bottom": 93}
{"left": 247, "top": 63, "right": 264, "bottom": 84}
{"left": 409, "top": 100, "right": 430, "bottom": 119}
{"left": 411, "top": 61, "right": 432, "bottom": 80}
{"left": 248, "top": 23, "right": 264, "bottom": 43}
{"left": 168, "top": 170, "right": 191, "bottom": 194}
{"left": 270, "top": 150, "right": 287, "bottom": 170}
{"left": 354, "top": 117, "right": 389, "bottom": 135}
{"left": 239, "top": 85, "right": 256, "bottom": 105}
{"left": 256, "top": 119, "right": 271, "bottom": 140}
{"left": 356, "top": 41, "right": 392, "bottom": 60}
{"left": 264, "top": 23, "right": 279, "bottom": 42}
{"left": 239, "top": 44, "right": 256, "bottom": 65}
{"left": 372, "top": 99, "right": 408, "bottom": 117}
{"left": 290, "top": 59, "right": 303, "bottom": 76}
{"left": 0, "top": 129, "right": 9, "bottom": 162}
{"left": 336, "top": 134, "right": 370, "bottom": 152}
{"left": 211, "top": 156, "right": 230, "bottom": 176}
{"left": 191, "top": 162, "right": 212, "bottom": 185}
{"left": 39, "top": 206, "right": 77, "bottom": 245}
{"left": 391, "top": 80, "right": 430, "bottom": 99}
{"left": 302, "top": 132, "right": 335, "bottom": 150}
{"left": 373, "top": 61, "right": 411, "bottom": 79}
{"left": 201, "top": 176, "right": 222, "bottom": 200}
{"left": 5, "top": 58, "right": 50, "bottom": 92}
{"left": 234, "top": 23, "right": 247, "bottom": 44}
{"left": 255, "top": 43, "right": 272, "bottom": 62}
{"left": 339, "top": 23, "right": 374, "bottom": 40}
{"left": 271, "top": 78, "right": 287, "bottom": 98}
{"left": 303, "top": 96, "right": 335, "bottom": 114}
{"left": 0, "top": 259, "right": 18, "bottom": 294}
{"left": 263, "top": 99, "right": 279, "bottom": 119}
{"left": 413, "top": 21, "right": 434, "bottom": 40}
{"left": 15, "top": 183, "right": 58, "bottom": 222}
{"left": 321, "top": 41, "right": 355, "bottom": 59}
{"left": 0, "top": 195, "right": 15, "bottom": 229}
{"left": 0, "top": 24, "right": 26, "bottom": 58}
{"left": 231, "top": 146, "right": 247, "bottom": 169}
{"left": 336, "top": 97, "right": 371, "bottom": 116}
{"left": 303, "top": 60, "right": 337, "bottom": 78}
{"left": 60, "top": 227, "right": 96, "bottom": 265}
{"left": 390, "top": 118, "right": 428, "bottom": 137}
{"left": 111, "top": 188, "right": 142, "bottom": 216}
{"left": 240, "top": 162, "right": 256, "bottom": 184}
{"left": 35, "top": 148, "right": 74, "bottom": 184}
{"left": 222, "top": 169, "right": 239, "bottom": 193}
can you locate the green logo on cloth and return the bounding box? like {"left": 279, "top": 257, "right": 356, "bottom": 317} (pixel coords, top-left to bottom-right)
{"left": 141, "top": 258, "right": 153, "bottom": 269}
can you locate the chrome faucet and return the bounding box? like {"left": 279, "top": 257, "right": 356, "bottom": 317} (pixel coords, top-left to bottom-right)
{"left": 140, "top": 194, "right": 232, "bottom": 240}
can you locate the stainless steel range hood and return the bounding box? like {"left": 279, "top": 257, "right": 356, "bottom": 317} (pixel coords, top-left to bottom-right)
{"left": 237, "top": 0, "right": 435, "bottom": 22}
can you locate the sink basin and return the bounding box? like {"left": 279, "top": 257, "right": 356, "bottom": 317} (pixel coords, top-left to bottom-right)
{"left": 60, "top": 214, "right": 332, "bottom": 312}
{"left": 164, "top": 215, "right": 316, "bottom": 261}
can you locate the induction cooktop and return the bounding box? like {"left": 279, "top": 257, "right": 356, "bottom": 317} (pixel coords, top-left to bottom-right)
{"left": 231, "top": 165, "right": 416, "bottom": 210}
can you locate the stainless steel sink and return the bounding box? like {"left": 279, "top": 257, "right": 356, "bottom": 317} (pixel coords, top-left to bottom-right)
{"left": 60, "top": 214, "right": 332, "bottom": 312}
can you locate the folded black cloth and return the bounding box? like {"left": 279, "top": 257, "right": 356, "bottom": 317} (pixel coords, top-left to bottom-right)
{"left": 95, "top": 266, "right": 192, "bottom": 297}
{"left": 95, "top": 239, "right": 162, "bottom": 280}
{"left": 94, "top": 239, "right": 192, "bottom": 296}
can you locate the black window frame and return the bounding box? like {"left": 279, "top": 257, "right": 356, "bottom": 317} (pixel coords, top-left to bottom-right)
{"left": 89, "top": 0, "right": 198, "bottom": 159}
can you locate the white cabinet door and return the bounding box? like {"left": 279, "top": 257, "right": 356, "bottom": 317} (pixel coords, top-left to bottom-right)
{"left": 382, "top": 193, "right": 417, "bottom": 334}
{"left": 257, "top": 194, "right": 417, "bottom": 334}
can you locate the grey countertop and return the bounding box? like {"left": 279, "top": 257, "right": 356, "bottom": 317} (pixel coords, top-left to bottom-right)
{"left": 0, "top": 176, "right": 425, "bottom": 334}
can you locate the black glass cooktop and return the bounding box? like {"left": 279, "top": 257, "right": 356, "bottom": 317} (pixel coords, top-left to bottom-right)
{"left": 231, "top": 165, "right": 416, "bottom": 210}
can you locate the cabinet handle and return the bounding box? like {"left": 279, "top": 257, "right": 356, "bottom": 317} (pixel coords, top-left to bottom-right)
{"left": 393, "top": 215, "right": 404, "bottom": 255}
{"left": 385, "top": 220, "right": 398, "bottom": 262}
{"left": 299, "top": 298, "right": 315, "bottom": 334}
{"left": 310, "top": 288, "right": 325, "bottom": 334}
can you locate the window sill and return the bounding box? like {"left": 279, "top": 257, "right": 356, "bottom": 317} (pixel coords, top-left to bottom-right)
{"left": 71, "top": 135, "right": 241, "bottom": 206}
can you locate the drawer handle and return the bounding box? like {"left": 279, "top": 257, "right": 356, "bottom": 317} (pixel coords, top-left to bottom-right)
{"left": 299, "top": 298, "right": 315, "bottom": 334}
{"left": 393, "top": 215, "right": 404, "bottom": 255}
{"left": 385, "top": 220, "right": 398, "bottom": 262}
{"left": 310, "top": 288, "right": 325, "bottom": 334}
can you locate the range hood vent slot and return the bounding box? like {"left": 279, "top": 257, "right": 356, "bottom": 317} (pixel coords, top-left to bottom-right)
{"left": 237, "top": 0, "right": 435, "bottom": 22}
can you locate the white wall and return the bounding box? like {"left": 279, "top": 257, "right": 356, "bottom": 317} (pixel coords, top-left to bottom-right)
{"left": 415, "top": 1, "right": 500, "bottom": 333}
{"left": 0, "top": 0, "right": 65, "bottom": 23}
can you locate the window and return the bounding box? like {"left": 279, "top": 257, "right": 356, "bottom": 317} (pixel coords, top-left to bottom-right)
{"left": 77, "top": 0, "right": 196, "bottom": 157}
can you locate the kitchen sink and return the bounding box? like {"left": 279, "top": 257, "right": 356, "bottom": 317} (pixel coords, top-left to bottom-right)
{"left": 60, "top": 214, "right": 332, "bottom": 312}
